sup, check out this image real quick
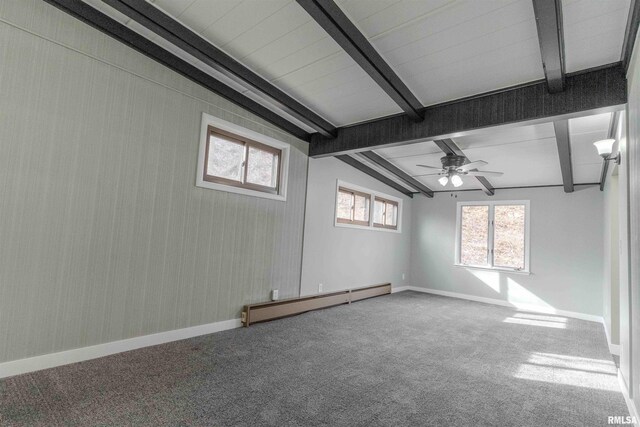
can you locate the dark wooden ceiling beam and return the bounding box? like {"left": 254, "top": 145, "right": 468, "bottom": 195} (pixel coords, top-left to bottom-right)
{"left": 102, "top": 0, "right": 336, "bottom": 138}
{"left": 433, "top": 139, "right": 494, "bottom": 196}
{"left": 532, "top": 0, "right": 566, "bottom": 93}
{"left": 359, "top": 151, "right": 433, "bottom": 198}
{"left": 552, "top": 120, "right": 574, "bottom": 193}
{"left": 43, "top": 0, "right": 311, "bottom": 141}
{"left": 335, "top": 155, "right": 414, "bottom": 198}
{"left": 621, "top": 0, "right": 640, "bottom": 72}
{"left": 296, "top": 0, "right": 424, "bottom": 121}
{"left": 599, "top": 110, "right": 621, "bottom": 191}
{"left": 309, "top": 63, "right": 627, "bottom": 157}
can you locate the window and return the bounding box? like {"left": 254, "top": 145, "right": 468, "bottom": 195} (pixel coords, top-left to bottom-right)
{"left": 204, "top": 126, "right": 280, "bottom": 192}
{"left": 196, "top": 113, "right": 289, "bottom": 201}
{"left": 334, "top": 181, "right": 402, "bottom": 232}
{"left": 336, "top": 187, "right": 370, "bottom": 226}
{"left": 455, "top": 201, "right": 530, "bottom": 272}
{"left": 373, "top": 197, "right": 399, "bottom": 230}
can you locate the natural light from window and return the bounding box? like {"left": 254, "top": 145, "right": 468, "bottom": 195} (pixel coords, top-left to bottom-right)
{"left": 514, "top": 352, "right": 618, "bottom": 391}
{"left": 456, "top": 201, "right": 530, "bottom": 272}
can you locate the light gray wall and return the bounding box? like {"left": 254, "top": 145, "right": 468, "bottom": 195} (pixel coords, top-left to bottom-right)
{"left": 410, "top": 186, "right": 605, "bottom": 316}
{"left": 616, "top": 111, "right": 632, "bottom": 393}
{"left": 300, "top": 157, "right": 413, "bottom": 296}
{"left": 626, "top": 27, "right": 640, "bottom": 412}
{"left": 0, "top": 0, "right": 308, "bottom": 363}
{"left": 603, "top": 173, "right": 620, "bottom": 346}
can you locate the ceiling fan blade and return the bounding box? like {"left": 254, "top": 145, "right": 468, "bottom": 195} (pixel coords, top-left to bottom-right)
{"left": 465, "top": 170, "right": 504, "bottom": 177}
{"left": 414, "top": 172, "right": 444, "bottom": 177}
{"left": 457, "top": 160, "right": 488, "bottom": 171}
{"left": 416, "top": 164, "right": 443, "bottom": 170}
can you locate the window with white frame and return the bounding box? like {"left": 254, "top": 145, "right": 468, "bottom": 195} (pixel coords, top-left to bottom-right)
{"left": 373, "top": 197, "right": 398, "bottom": 229}
{"left": 196, "top": 113, "right": 289, "bottom": 201}
{"left": 455, "top": 201, "right": 530, "bottom": 272}
{"left": 336, "top": 187, "right": 371, "bottom": 226}
{"left": 335, "top": 181, "right": 401, "bottom": 232}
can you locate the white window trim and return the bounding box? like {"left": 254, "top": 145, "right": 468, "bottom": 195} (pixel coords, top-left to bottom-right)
{"left": 334, "top": 180, "right": 402, "bottom": 233}
{"left": 196, "top": 112, "right": 290, "bottom": 201}
{"left": 454, "top": 200, "right": 531, "bottom": 274}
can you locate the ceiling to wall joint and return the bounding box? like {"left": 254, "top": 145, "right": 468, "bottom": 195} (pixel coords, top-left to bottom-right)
{"left": 335, "top": 155, "right": 415, "bottom": 197}
{"left": 360, "top": 151, "right": 433, "bottom": 198}
{"left": 43, "top": 0, "right": 313, "bottom": 140}
{"left": 102, "top": 0, "right": 337, "bottom": 138}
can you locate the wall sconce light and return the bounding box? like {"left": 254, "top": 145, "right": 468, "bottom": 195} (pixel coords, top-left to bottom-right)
{"left": 593, "top": 139, "right": 620, "bottom": 165}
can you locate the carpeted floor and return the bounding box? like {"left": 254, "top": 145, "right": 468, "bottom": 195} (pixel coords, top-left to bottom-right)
{"left": 0, "top": 291, "right": 628, "bottom": 426}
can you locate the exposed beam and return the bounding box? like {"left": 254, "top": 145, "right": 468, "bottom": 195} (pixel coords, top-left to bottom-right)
{"left": 335, "top": 156, "right": 414, "bottom": 198}
{"left": 600, "top": 110, "right": 621, "bottom": 191}
{"left": 432, "top": 183, "right": 599, "bottom": 193}
{"left": 532, "top": 0, "right": 566, "bottom": 93}
{"left": 296, "top": 0, "right": 423, "bottom": 121}
{"left": 359, "top": 151, "right": 434, "bottom": 198}
{"left": 309, "top": 63, "right": 627, "bottom": 157}
{"left": 433, "top": 139, "right": 494, "bottom": 196}
{"left": 552, "top": 120, "right": 574, "bottom": 193}
{"left": 102, "top": 0, "right": 336, "bottom": 138}
{"left": 621, "top": 0, "right": 640, "bottom": 72}
{"left": 42, "top": 0, "right": 311, "bottom": 141}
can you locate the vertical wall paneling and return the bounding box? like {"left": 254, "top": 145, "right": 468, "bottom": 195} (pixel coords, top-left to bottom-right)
{"left": 0, "top": 0, "right": 308, "bottom": 363}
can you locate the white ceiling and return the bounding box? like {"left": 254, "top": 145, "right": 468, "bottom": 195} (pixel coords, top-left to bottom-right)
{"left": 84, "top": 0, "right": 632, "bottom": 129}
{"left": 375, "top": 113, "right": 613, "bottom": 191}
{"left": 562, "top": 0, "right": 631, "bottom": 72}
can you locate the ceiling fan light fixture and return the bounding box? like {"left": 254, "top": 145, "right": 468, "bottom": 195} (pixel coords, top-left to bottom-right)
{"left": 451, "top": 174, "right": 463, "bottom": 187}
{"left": 438, "top": 176, "right": 449, "bottom": 186}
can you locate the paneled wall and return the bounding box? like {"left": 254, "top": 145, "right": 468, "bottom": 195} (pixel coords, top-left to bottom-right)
{"left": 0, "top": 0, "right": 308, "bottom": 363}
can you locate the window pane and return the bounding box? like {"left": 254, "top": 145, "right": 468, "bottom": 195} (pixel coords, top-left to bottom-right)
{"left": 337, "top": 190, "right": 353, "bottom": 220}
{"left": 385, "top": 203, "right": 398, "bottom": 227}
{"left": 353, "top": 194, "right": 370, "bottom": 223}
{"left": 494, "top": 205, "right": 526, "bottom": 269}
{"left": 373, "top": 199, "right": 384, "bottom": 224}
{"left": 246, "top": 146, "right": 278, "bottom": 188}
{"left": 206, "top": 135, "right": 245, "bottom": 181}
{"left": 460, "top": 205, "right": 489, "bottom": 266}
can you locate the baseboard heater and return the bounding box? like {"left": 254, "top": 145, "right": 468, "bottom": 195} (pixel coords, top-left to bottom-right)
{"left": 241, "top": 283, "right": 391, "bottom": 327}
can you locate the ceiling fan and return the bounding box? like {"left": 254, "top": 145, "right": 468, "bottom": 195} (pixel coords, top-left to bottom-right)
{"left": 417, "top": 154, "right": 503, "bottom": 187}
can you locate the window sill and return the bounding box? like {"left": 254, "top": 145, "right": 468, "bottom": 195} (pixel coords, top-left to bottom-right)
{"left": 454, "top": 264, "right": 531, "bottom": 275}
{"left": 334, "top": 222, "right": 401, "bottom": 233}
{"left": 196, "top": 179, "right": 286, "bottom": 201}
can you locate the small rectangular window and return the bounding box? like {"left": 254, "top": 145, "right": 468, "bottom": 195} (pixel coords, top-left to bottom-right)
{"left": 203, "top": 126, "right": 281, "bottom": 195}
{"left": 373, "top": 197, "right": 399, "bottom": 230}
{"left": 456, "top": 201, "right": 530, "bottom": 272}
{"left": 334, "top": 181, "right": 402, "bottom": 232}
{"left": 336, "top": 187, "right": 370, "bottom": 226}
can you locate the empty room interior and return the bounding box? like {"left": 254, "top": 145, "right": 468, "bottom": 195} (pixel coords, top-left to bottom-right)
{"left": 1, "top": 0, "right": 640, "bottom": 425}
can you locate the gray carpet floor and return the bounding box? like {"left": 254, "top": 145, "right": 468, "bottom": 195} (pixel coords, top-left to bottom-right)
{"left": 0, "top": 291, "right": 629, "bottom": 426}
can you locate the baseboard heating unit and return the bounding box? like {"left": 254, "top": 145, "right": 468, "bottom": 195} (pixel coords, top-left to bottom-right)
{"left": 241, "top": 283, "right": 391, "bottom": 327}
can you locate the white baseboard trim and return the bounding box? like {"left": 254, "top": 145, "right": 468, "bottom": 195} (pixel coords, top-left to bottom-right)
{"left": 396, "top": 286, "right": 603, "bottom": 323}
{"left": 0, "top": 318, "right": 242, "bottom": 380}
{"left": 618, "top": 370, "right": 639, "bottom": 424}
{"left": 603, "top": 321, "right": 622, "bottom": 356}
{"left": 610, "top": 343, "right": 622, "bottom": 356}
{"left": 391, "top": 286, "right": 411, "bottom": 293}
